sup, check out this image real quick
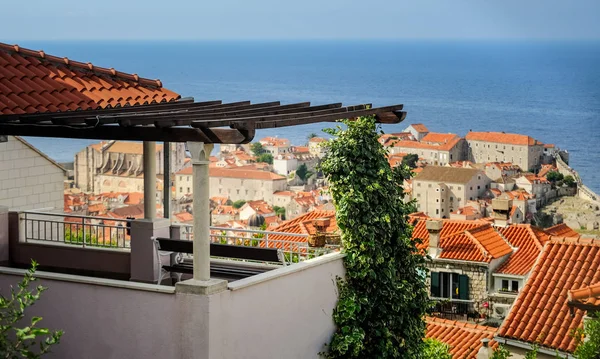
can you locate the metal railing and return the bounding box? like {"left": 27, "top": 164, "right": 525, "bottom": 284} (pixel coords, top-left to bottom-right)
{"left": 22, "top": 211, "right": 131, "bottom": 249}
{"left": 177, "top": 225, "right": 339, "bottom": 262}
{"left": 430, "top": 298, "right": 476, "bottom": 318}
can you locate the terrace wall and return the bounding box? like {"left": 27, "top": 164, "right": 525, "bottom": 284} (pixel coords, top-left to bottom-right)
{"left": 0, "top": 268, "right": 211, "bottom": 359}
{"left": 211, "top": 252, "right": 345, "bottom": 359}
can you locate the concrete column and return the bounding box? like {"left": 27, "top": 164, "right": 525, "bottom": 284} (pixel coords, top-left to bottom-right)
{"left": 130, "top": 218, "right": 170, "bottom": 283}
{"left": 143, "top": 141, "right": 157, "bottom": 220}
{"left": 163, "top": 141, "right": 171, "bottom": 219}
{"left": 187, "top": 142, "right": 213, "bottom": 281}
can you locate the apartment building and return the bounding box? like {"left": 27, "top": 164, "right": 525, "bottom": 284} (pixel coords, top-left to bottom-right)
{"left": 259, "top": 137, "right": 291, "bottom": 156}
{"left": 412, "top": 166, "right": 492, "bottom": 217}
{"left": 387, "top": 133, "right": 464, "bottom": 166}
{"left": 465, "top": 131, "right": 544, "bottom": 172}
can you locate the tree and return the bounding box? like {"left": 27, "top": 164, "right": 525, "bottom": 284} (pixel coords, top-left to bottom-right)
{"left": 250, "top": 142, "right": 264, "bottom": 156}
{"left": 273, "top": 206, "right": 286, "bottom": 219}
{"left": 490, "top": 345, "right": 512, "bottom": 359}
{"left": 402, "top": 153, "right": 419, "bottom": 169}
{"left": 564, "top": 175, "right": 576, "bottom": 187}
{"left": 422, "top": 339, "right": 452, "bottom": 359}
{"left": 0, "top": 261, "right": 63, "bottom": 358}
{"left": 574, "top": 312, "right": 600, "bottom": 359}
{"left": 257, "top": 153, "right": 274, "bottom": 164}
{"left": 232, "top": 200, "right": 246, "bottom": 209}
{"left": 321, "top": 117, "right": 429, "bottom": 358}
{"left": 546, "top": 171, "right": 563, "bottom": 182}
{"left": 296, "top": 163, "right": 314, "bottom": 183}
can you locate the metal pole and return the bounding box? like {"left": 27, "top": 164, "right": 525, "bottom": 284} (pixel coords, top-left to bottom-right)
{"left": 163, "top": 141, "right": 171, "bottom": 219}
{"left": 143, "top": 141, "right": 157, "bottom": 220}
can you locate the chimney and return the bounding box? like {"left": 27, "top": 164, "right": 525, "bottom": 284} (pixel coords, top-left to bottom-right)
{"left": 313, "top": 218, "right": 330, "bottom": 233}
{"left": 426, "top": 220, "right": 443, "bottom": 258}
{"left": 476, "top": 338, "right": 492, "bottom": 359}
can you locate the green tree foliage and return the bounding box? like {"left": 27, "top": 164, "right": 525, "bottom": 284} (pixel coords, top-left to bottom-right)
{"left": 422, "top": 339, "right": 452, "bottom": 359}
{"left": 401, "top": 153, "right": 419, "bottom": 169}
{"left": 296, "top": 163, "right": 314, "bottom": 183}
{"left": 232, "top": 200, "right": 246, "bottom": 209}
{"left": 564, "top": 175, "right": 576, "bottom": 187}
{"left": 307, "top": 133, "right": 318, "bottom": 143}
{"left": 546, "top": 171, "right": 564, "bottom": 182}
{"left": 250, "top": 142, "right": 264, "bottom": 156}
{"left": 273, "top": 206, "right": 286, "bottom": 219}
{"left": 320, "top": 117, "right": 429, "bottom": 358}
{"left": 257, "top": 153, "right": 274, "bottom": 164}
{"left": 574, "top": 312, "right": 600, "bottom": 359}
{"left": 0, "top": 261, "right": 63, "bottom": 358}
{"left": 490, "top": 345, "right": 512, "bottom": 359}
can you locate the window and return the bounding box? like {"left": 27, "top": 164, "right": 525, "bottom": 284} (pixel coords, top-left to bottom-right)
{"left": 441, "top": 208, "right": 444, "bottom": 213}
{"left": 436, "top": 209, "right": 439, "bottom": 215}
{"left": 430, "top": 272, "right": 469, "bottom": 300}
{"left": 450, "top": 154, "right": 453, "bottom": 160}
{"left": 458, "top": 187, "right": 462, "bottom": 190}
{"left": 417, "top": 193, "right": 421, "bottom": 198}
{"left": 187, "top": 176, "right": 190, "bottom": 182}
{"left": 436, "top": 188, "right": 440, "bottom": 192}
{"left": 512, "top": 281, "right": 519, "bottom": 292}
{"left": 436, "top": 199, "right": 439, "bottom": 203}
{"left": 441, "top": 199, "right": 444, "bottom": 203}
{"left": 236, "top": 189, "right": 240, "bottom": 195}
{"left": 450, "top": 186, "right": 454, "bottom": 190}
{"left": 502, "top": 279, "right": 509, "bottom": 291}
{"left": 470, "top": 187, "right": 473, "bottom": 190}
{"left": 458, "top": 198, "right": 462, "bottom": 202}
{"left": 428, "top": 184, "right": 432, "bottom": 188}
{"left": 478, "top": 176, "right": 481, "bottom": 180}
{"left": 450, "top": 197, "right": 454, "bottom": 201}
{"left": 477, "top": 185, "right": 480, "bottom": 190}
{"left": 469, "top": 197, "right": 473, "bottom": 200}
{"left": 187, "top": 187, "right": 190, "bottom": 193}
{"left": 179, "top": 187, "right": 183, "bottom": 193}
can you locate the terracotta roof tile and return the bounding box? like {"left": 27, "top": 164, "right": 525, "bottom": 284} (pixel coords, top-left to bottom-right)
{"left": 409, "top": 123, "right": 429, "bottom": 133}
{"left": 421, "top": 132, "right": 460, "bottom": 145}
{"left": 106, "top": 141, "right": 163, "bottom": 155}
{"left": 176, "top": 166, "right": 193, "bottom": 175}
{"left": 266, "top": 211, "right": 337, "bottom": 250}
{"left": 498, "top": 237, "right": 600, "bottom": 353}
{"left": 391, "top": 137, "right": 461, "bottom": 152}
{"left": 568, "top": 282, "right": 600, "bottom": 310}
{"left": 466, "top": 132, "right": 541, "bottom": 146}
{"left": 545, "top": 223, "right": 580, "bottom": 238}
{"left": 426, "top": 317, "right": 498, "bottom": 359}
{"left": 0, "top": 42, "right": 179, "bottom": 114}
{"left": 496, "top": 224, "right": 549, "bottom": 276}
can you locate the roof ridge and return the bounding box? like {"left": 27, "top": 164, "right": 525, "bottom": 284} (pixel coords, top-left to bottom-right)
{"left": 464, "top": 227, "right": 491, "bottom": 260}
{"left": 426, "top": 317, "right": 498, "bottom": 334}
{"left": 525, "top": 225, "right": 545, "bottom": 250}
{"left": 0, "top": 42, "right": 165, "bottom": 88}
{"left": 549, "top": 236, "right": 599, "bottom": 245}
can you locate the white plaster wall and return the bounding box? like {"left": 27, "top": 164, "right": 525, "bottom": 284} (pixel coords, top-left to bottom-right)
{"left": 0, "top": 269, "right": 210, "bottom": 359}
{"left": 211, "top": 253, "right": 345, "bottom": 359}
{"left": 0, "top": 136, "right": 64, "bottom": 211}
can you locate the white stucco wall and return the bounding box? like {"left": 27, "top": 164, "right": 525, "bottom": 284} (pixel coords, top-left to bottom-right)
{"left": 0, "top": 136, "right": 64, "bottom": 211}
{"left": 210, "top": 253, "right": 346, "bottom": 359}
{"left": 0, "top": 268, "right": 210, "bottom": 359}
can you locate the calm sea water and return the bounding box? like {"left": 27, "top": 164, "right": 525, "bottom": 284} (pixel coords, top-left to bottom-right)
{"left": 15, "top": 40, "right": 600, "bottom": 193}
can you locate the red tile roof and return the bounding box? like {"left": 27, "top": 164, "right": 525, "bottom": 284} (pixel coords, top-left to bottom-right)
{"left": 426, "top": 317, "right": 498, "bottom": 359}
{"left": 544, "top": 223, "right": 580, "bottom": 238}
{"left": 496, "top": 224, "right": 549, "bottom": 276}
{"left": 498, "top": 237, "right": 600, "bottom": 353}
{"left": 421, "top": 132, "right": 459, "bottom": 145}
{"left": 466, "top": 132, "right": 541, "bottom": 146}
{"left": 391, "top": 138, "right": 461, "bottom": 152}
{"left": 538, "top": 164, "right": 558, "bottom": 178}
{"left": 0, "top": 42, "right": 179, "bottom": 115}
{"left": 412, "top": 219, "right": 512, "bottom": 263}
{"left": 409, "top": 123, "right": 429, "bottom": 133}
{"left": 379, "top": 132, "right": 415, "bottom": 146}
{"left": 174, "top": 212, "right": 194, "bottom": 223}
{"left": 176, "top": 166, "right": 193, "bottom": 175}
{"left": 266, "top": 211, "right": 337, "bottom": 250}
{"left": 568, "top": 282, "right": 600, "bottom": 310}
{"left": 124, "top": 192, "right": 144, "bottom": 205}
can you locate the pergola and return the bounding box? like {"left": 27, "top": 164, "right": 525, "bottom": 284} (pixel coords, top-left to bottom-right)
{"left": 0, "top": 98, "right": 406, "bottom": 283}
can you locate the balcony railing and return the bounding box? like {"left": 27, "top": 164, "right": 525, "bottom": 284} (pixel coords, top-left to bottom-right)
{"left": 22, "top": 211, "right": 131, "bottom": 249}
{"left": 177, "top": 225, "right": 340, "bottom": 262}
{"left": 430, "top": 298, "right": 477, "bottom": 319}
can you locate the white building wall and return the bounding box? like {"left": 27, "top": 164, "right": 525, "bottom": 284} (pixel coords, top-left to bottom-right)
{"left": 0, "top": 136, "right": 64, "bottom": 211}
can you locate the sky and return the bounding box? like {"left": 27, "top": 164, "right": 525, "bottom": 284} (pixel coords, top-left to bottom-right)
{"left": 2, "top": 0, "right": 600, "bottom": 41}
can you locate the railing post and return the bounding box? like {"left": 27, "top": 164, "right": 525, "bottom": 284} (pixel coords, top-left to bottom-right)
{"left": 265, "top": 232, "right": 269, "bottom": 248}
{"left": 81, "top": 217, "right": 85, "bottom": 248}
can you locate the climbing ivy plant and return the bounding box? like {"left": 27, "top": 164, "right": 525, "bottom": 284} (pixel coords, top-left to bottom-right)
{"left": 320, "top": 117, "right": 429, "bottom": 358}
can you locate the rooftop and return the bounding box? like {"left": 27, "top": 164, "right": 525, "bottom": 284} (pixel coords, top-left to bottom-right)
{"left": 545, "top": 223, "right": 580, "bottom": 238}
{"left": 465, "top": 131, "right": 541, "bottom": 146}
{"left": 568, "top": 282, "right": 600, "bottom": 311}
{"left": 414, "top": 166, "right": 482, "bottom": 184}
{"left": 426, "top": 317, "right": 498, "bottom": 359}
{"left": 498, "top": 237, "right": 600, "bottom": 353}
{"left": 209, "top": 167, "right": 286, "bottom": 180}
{"left": 408, "top": 123, "right": 429, "bottom": 133}
{"left": 495, "top": 224, "right": 549, "bottom": 276}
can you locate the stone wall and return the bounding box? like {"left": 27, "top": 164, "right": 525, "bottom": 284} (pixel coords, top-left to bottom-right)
{"left": 0, "top": 136, "right": 65, "bottom": 211}
{"left": 427, "top": 261, "right": 489, "bottom": 310}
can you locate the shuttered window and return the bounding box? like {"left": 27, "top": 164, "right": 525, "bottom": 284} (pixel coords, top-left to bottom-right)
{"left": 458, "top": 275, "right": 469, "bottom": 300}
{"left": 431, "top": 272, "right": 440, "bottom": 297}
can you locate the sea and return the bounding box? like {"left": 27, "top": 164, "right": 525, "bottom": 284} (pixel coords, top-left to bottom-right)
{"left": 14, "top": 40, "right": 600, "bottom": 193}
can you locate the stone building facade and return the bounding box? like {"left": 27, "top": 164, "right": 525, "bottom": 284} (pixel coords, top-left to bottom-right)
{"left": 412, "top": 166, "right": 492, "bottom": 217}
{"left": 74, "top": 141, "right": 186, "bottom": 193}
{"left": 465, "top": 132, "right": 545, "bottom": 172}
{"left": 209, "top": 168, "right": 288, "bottom": 203}
{"left": 0, "top": 136, "right": 66, "bottom": 211}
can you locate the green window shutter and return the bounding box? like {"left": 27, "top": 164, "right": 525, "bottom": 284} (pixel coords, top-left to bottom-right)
{"left": 458, "top": 275, "right": 469, "bottom": 300}
{"left": 431, "top": 272, "right": 440, "bottom": 297}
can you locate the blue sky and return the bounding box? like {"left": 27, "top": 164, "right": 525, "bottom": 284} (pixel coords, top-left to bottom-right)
{"left": 3, "top": 0, "right": 600, "bottom": 40}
